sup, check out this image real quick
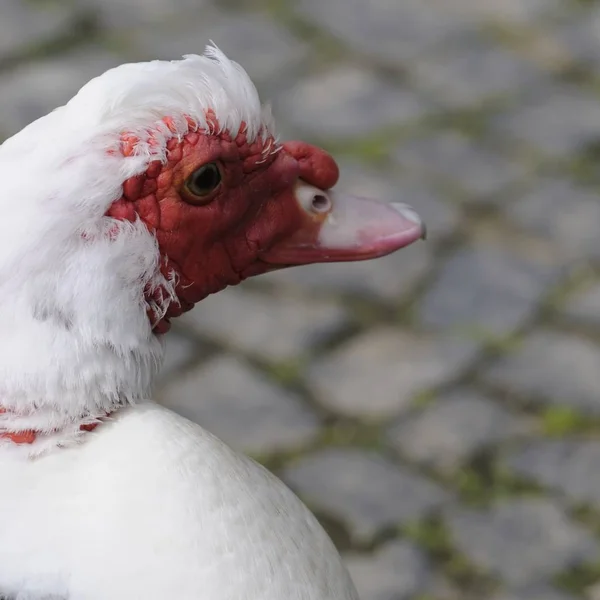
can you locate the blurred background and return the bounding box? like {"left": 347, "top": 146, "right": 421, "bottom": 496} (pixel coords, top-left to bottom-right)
{"left": 2, "top": 0, "right": 600, "bottom": 598}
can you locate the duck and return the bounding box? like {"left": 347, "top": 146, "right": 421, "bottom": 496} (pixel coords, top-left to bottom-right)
{"left": 0, "top": 46, "right": 426, "bottom": 600}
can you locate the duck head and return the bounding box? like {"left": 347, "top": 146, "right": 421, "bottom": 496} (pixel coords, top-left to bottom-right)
{"left": 0, "top": 46, "right": 424, "bottom": 449}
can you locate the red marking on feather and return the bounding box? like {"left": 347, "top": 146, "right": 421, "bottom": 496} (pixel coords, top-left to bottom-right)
{"left": 162, "top": 116, "right": 177, "bottom": 133}
{"left": 79, "top": 422, "right": 100, "bottom": 433}
{"left": 1, "top": 430, "right": 36, "bottom": 444}
{"left": 121, "top": 135, "right": 138, "bottom": 157}
{"left": 205, "top": 109, "right": 218, "bottom": 134}
{"left": 185, "top": 116, "right": 197, "bottom": 130}
{"left": 0, "top": 405, "right": 103, "bottom": 445}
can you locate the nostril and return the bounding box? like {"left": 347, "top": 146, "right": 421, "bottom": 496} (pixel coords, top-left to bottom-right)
{"left": 311, "top": 194, "right": 331, "bottom": 213}
{"left": 295, "top": 181, "right": 333, "bottom": 214}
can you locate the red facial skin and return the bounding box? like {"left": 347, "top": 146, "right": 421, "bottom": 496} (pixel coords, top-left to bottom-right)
{"left": 106, "top": 126, "right": 339, "bottom": 334}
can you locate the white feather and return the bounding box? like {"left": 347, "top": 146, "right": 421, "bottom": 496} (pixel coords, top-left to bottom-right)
{"left": 0, "top": 47, "right": 359, "bottom": 600}
{"left": 0, "top": 404, "right": 359, "bottom": 599}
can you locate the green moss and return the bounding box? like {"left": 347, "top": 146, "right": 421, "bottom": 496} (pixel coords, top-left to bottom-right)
{"left": 562, "top": 152, "right": 600, "bottom": 186}
{"left": 266, "top": 358, "right": 305, "bottom": 386}
{"left": 313, "top": 511, "right": 353, "bottom": 551}
{"left": 453, "top": 454, "right": 541, "bottom": 506}
{"left": 403, "top": 517, "right": 494, "bottom": 592}
{"left": 431, "top": 108, "right": 495, "bottom": 138}
{"left": 341, "top": 297, "right": 387, "bottom": 323}
{"left": 555, "top": 562, "right": 600, "bottom": 595}
{"left": 411, "top": 390, "right": 437, "bottom": 410}
{"left": 250, "top": 440, "right": 312, "bottom": 472}
{"left": 454, "top": 469, "right": 489, "bottom": 505}
{"left": 445, "top": 553, "right": 485, "bottom": 587}
{"left": 253, "top": 419, "right": 387, "bottom": 471}
{"left": 318, "top": 420, "right": 385, "bottom": 450}
{"left": 27, "top": 0, "right": 69, "bottom": 6}
{"left": 456, "top": 326, "right": 522, "bottom": 354}
{"left": 540, "top": 406, "right": 587, "bottom": 437}
{"left": 572, "top": 504, "right": 600, "bottom": 537}
{"left": 320, "top": 133, "right": 399, "bottom": 167}
{"left": 542, "top": 266, "right": 598, "bottom": 313}
{"left": 403, "top": 518, "right": 450, "bottom": 555}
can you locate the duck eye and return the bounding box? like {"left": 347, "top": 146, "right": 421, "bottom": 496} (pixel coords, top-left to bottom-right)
{"left": 184, "top": 163, "right": 222, "bottom": 203}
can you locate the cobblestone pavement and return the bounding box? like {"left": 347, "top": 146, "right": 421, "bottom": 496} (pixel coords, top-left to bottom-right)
{"left": 3, "top": 0, "right": 600, "bottom": 598}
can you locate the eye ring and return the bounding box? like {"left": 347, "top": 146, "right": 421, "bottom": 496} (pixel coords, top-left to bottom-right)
{"left": 183, "top": 162, "right": 222, "bottom": 204}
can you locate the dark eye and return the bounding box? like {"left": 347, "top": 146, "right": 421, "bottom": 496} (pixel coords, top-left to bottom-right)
{"left": 184, "top": 163, "right": 222, "bottom": 202}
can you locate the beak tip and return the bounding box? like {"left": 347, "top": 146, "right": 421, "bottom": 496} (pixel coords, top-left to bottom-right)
{"left": 391, "top": 201, "right": 427, "bottom": 242}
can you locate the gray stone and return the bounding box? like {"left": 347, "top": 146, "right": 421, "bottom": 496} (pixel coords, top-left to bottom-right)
{"left": 443, "top": 0, "right": 563, "bottom": 25}
{"left": 483, "top": 330, "right": 600, "bottom": 414}
{"left": 283, "top": 448, "right": 450, "bottom": 541}
{"left": 307, "top": 327, "right": 480, "bottom": 419}
{"left": 292, "top": 0, "right": 476, "bottom": 64}
{"left": 80, "top": 0, "right": 211, "bottom": 30}
{"left": 0, "top": 0, "right": 73, "bottom": 58}
{"left": 0, "top": 49, "right": 123, "bottom": 137}
{"left": 589, "top": 581, "right": 600, "bottom": 600}
{"left": 274, "top": 65, "right": 429, "bottom": 139}
{"left": 394, "top": 131, "right": 528, "bottom": 202}
{"left": 180, "top": 287, "right": 349, "bottom": 363}
{"left": 506, "top": 439, "right": 600, "bottom": 508}
{"left": 156, "top": 330, "right": 199, "bottom": 384}
{"left": 412, "top": 37, "right": 547, "bottom": 110}
{"left": 129, "top": 10, "right": 307, "bottom": 86}
{"left": 492, "top": 585, "right": 580, "bottom": 600}
{"left": 416, "top": 244, "right": 562, "bottom": 335}
{"left": 493, "top": 85, "right": 600, "bottom": 158}
{"left": 158, "top": 354, "right": 320, "bottom": 455}
{"left": 344, "top": 540, "right": 433, "bottom": 600}
{"left": 562, "top": 282, "right": 600, "bottom": 329}
{"left": 389, "top": 388, "right": 527, "bottom": 471}
{"left": 506, "top": 179, "right": 600, "bottom": 262}
{"left": 446, "top": 499, "right": 599, "bottom": 586}
{"left": 551, "top": 6, "right": 600, "bottom": 70}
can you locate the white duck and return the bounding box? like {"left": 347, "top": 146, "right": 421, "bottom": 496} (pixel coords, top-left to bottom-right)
{"left": 0, "top": 46, "right": 425, "bottom": 600}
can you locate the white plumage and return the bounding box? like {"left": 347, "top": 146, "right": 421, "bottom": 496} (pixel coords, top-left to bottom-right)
{"left": 0, "top": 48, "right": 273, "bottom": 448}
{"left": 0, "top": 45, "right": 424, "bottom": 599}
{"left": 1, "top": 404, "right": 358, "bottom": 599}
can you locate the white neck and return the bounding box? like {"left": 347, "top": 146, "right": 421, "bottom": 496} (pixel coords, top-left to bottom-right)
{"left": 0, "top": 218, "right": 170, "bottom": 448}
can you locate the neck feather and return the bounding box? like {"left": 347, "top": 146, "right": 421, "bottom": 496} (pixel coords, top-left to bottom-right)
{"left": 0, "top": 216, "right": 171, "bottom": 452}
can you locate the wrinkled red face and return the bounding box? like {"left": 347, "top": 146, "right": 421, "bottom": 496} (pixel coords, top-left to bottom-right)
{"left": 108, "top": 124, "right": 425, "bottom": 333}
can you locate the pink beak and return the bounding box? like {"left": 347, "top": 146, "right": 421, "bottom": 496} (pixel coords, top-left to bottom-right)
{"left": 261, "top": 182, "right": 426, "bottom": 265}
